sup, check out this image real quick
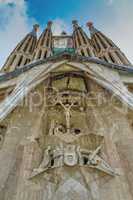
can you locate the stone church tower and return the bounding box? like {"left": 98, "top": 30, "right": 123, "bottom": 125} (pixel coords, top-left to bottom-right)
{"left": 0, "top": 20, "right": 133, "bottom": 200}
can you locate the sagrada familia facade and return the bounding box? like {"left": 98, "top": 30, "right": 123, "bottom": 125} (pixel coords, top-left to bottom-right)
{"left": 0, "top": 20, "right": 133, "bottom": 200}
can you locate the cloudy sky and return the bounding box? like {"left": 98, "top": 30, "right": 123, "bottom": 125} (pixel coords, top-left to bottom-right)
{"left": 0, "top": 0, "right": 133, "bottom": 67}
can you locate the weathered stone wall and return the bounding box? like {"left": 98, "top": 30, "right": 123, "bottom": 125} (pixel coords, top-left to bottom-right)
{"left": 0, "top": 66, "right": 133, "bottom": 200}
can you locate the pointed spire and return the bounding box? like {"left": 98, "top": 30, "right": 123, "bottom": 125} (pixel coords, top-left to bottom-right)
{"left": 72, "top": 20, "right": 79, "bottom": 29}
{"left": 86, "top": 22, "right": 98, "bottom": 36}
{"left": 33, "top": 21, "right": 53, "bottom": 60}
{"left": 72, "top": 20, "right": 96, "bottom": 57}
{"left": 47, "top": 21, "right": 52, "bottom": 29}
{"left": 2, "top": 24, "right": 39, "bottom": 72}
{"left": 30, "top": 24, "right": 39, "bottom": 37}
{"left": 87, "top": 21, "right": 131, "bottom": 65}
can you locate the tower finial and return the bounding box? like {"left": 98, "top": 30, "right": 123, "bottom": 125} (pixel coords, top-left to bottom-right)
{"left": 30, "top": 24, "right": 39, "bottom": 37}
{"left": 72, "top": 20, "right": 79, "bottom": 28}
{"left": 33, "top": 24, "right": 39, "bottom": 32}
{"left": 86, "top": 21, "right": 98, "bottom": 35}
{"left": 47, "top": 21, "right": 53, "bottom": 28}
{"left": 86, "top": 21, "right": 93, "bottom": 29}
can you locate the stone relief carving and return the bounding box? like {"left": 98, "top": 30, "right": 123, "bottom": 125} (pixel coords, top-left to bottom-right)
{"left": 49, "top": 120, "right": 82, "bottom": 143}
{"left": 48, "top": 92, "right": 85, "bottom": 135}
{"left": 49, "top": 92, "right": 84, "bottom": 135}
{"left": 29, "top": 143, "right": 117, "bottom": 179}
{"left": 27, "top": 86, "right": 119, "bottom": 187}
{"left": 64, "top": 145, "right": 78, "bottom": 166}
{"left": 33, "top": 145, "right": 52, "bottom": 173}
{"left": 48, "top": 91, "right": 87, "bottom": 144}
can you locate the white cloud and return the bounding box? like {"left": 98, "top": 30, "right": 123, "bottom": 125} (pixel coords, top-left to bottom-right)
{"left": 103, "top": 0, "right": 133, "bottom": 64}
{"left": 0, "top": 0, "right": 36, "bottom": 68}
{"left": 106, "top": 0, "right": 114, "bottom": 6}
{"left": 52, "top": 19, "right": 71, "bottom": 35}
{"left": 0, "top": 0, "right": 132, "bottom": 69}
{"left": 0, "top": 0, "right": 24, "bottom": 6}
{"left": 108, "top": 22, "right": 133, "bottom": 64}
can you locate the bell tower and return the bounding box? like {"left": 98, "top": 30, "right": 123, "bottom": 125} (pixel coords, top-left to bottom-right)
{"left": 33, "top": 21, "right": 53, "bottom": 60}
{"left": 87, "top": 21, "right": 131, "bottom": 65}
{"left": 72, "top": 20, "right": 96, "bottom": 57}
{"left": 2, "top": 24, "right": 39, "bottom": 72}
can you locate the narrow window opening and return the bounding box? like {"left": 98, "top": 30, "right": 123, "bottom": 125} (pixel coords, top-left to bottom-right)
{"left": 24, "top": 58, "right": 30, "bottom": 65}
{"left": 77, "top": 31, "right": 82, "bottom": 46}
{"left": 115, "top": 51, "right": 124, "bottom": 63}
{"left": 94, "top": 37, "right": 101, "bottom": 52}
{"left": 97, "top": 34, "right": 107, "bottom": 49}
{"left": 44, "top": 51, "right": 47, "bottom": 58}
{"left": 17, "top": 55, "right": 23, "bottom": 67}
{"left": 83, "top": 157, "right": 88, "bottom": 165}
{"left": 102, "top": 56, "right": 108, "bottom": 62}
{"left": 41, "top": 31, "right": 47, "bottom": 46}
{"left": 86, "top": 48, "right": 91, "bottom": 57}
{"left": 109, "top": 53, "right": 115, "bottom": 63}
{"left": 23, "top": 37, "right": 31, "bottom": 52}
{"left": 82, "top": 34, "right": 87, "bottom": 45}
{"left": 38, "top": 49, "right": 42, "bottom": 59}
{"left": 29, "top": 38, "right": 34, "bottom": 53}
{"left": 81, "top": 50, "right": 85, "bottom": 56}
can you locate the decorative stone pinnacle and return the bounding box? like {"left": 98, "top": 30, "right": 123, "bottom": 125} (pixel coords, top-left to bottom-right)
{"left": 47, "top": 21, "right": 53, "bottom": 28}
{"left": 30, "top": 24, "right": 39, "bottom": 37}
{"left": 33, "top": 24, "right": 39, "bottom": 32}
{"left": 72, "top": 20, "right": 78, "bottom": 24}
{"left": 86, "top": 21, "right": 98, "bottom": 35}
{"left": 72, "top": 20, "right": 79, "bottom": 28}
{"left": 86, "top": 21, "right": 93, "bottom": 29}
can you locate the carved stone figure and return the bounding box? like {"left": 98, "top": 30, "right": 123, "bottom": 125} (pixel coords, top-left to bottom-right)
{"left": 31, "top": 146, "right": 52, "bottom": 177}
{"left": 50, "top": 93, "right": 78, "bottom": 134}
{"left": 64, "top": 145, "right": 78, "bottom": 166}
{"left": 53, "top": 144, "right": 64, "bottom": 168}
{"left": 77, "top": 146, "right": 84, "bottom": 166}
{"left": 54, "top": 124, "right": 66, "bottom": 135}
{"left": 86, "top": 145, "right": 117, "bottom": 176}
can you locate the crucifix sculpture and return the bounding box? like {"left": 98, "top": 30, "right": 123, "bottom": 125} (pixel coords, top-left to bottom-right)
{"left": 52, "top": 93, "right": 77, "bottom": 134}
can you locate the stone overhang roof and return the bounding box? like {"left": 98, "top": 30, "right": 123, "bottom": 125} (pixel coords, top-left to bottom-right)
{"left": 0, "top": 52, "right": 133, "bottom": 84}
{"left": 0, "top": 53, "right": 132, "bottom": 121}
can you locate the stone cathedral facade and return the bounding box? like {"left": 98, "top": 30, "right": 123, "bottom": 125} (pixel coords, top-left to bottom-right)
{"left": 0, "top": 20, "right": 133, "bottom": 200}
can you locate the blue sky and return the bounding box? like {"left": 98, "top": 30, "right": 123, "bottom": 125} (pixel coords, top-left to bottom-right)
{"left": 27, "top": 0, "right": 115, "bottom": 28}
{"left": 0, "top": 0, "right": 133, "bottom": 67}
